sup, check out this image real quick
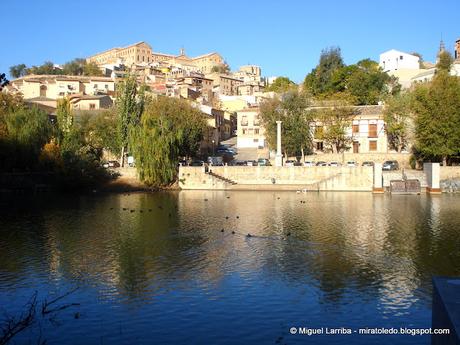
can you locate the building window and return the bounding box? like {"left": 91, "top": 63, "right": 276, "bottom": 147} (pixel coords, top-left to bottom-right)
{"left": 400, "top": 55, "right": 403, "bottom": 60}
{"left": 94, "top": 84, "right": 98, "bottom": 89}
{"left": 316, "top": 141, "right": 323, "bottom": 151}
{"left": 89, "top": 104, "right": 96, "bottom": 110}
{"left": 242, "top": 129, "right": 247, "bottom": 135}
{"left": 241, "top": 116, "right": 248, "bottom": 126}
{"left": 254, "top": 128, "right": 259, "bottom": 134}
{"left": 368, "top": 124, "right": 377, "bottom": 138}
{"left": 352, "top": 124, "right": 359, "bottom": 134}
{"left": 369, "top": 141, "right": 377, "bottom": 151}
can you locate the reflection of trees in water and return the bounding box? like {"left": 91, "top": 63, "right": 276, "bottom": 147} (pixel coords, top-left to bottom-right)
{"left": 1, "top": 192, "right": 460, "bottom": 310}
{"left": 249, "top": 193, "right": 427, "bottom": 306}
{"left": 0, "top": 210, "right": 50, "bottom": 287}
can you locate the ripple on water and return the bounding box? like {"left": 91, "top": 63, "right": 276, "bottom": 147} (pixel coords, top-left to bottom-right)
{"left": 0, "top": 191, "right": 459, "bottom": 344}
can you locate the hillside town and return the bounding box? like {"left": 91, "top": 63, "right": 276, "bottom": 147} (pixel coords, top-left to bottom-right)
{"left": 2, "top": 37, "right": 460, "bottom": 193}
{"left": 5, "top": 39, "right": 460, "bottom": 163}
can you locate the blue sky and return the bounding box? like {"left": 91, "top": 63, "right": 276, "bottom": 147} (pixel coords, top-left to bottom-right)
{"left": 2, "top": 0, "right": 459, "bottom": 83}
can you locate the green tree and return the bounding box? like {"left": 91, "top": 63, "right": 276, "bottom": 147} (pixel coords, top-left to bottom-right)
{"left": 260, "top": 90, "right": 312, "bottom": 158}
{"left": 3, "top": 106, "right": 53, "bottom": 170}
{"left": 211, "top": 63, "right": 230, "bottom": 74}
{"left": 87, "top": 109, "right": 121, "bottom": 155}
{"left": 56, "top": 97, "right": 73, "bottom": 143}
{"left": 410, "top": 52, "right": 424, "bottom": 68}
{"left": 0, "top": 93, "right": 23, "bottom": 138}
{"left": 9, "top": 64, "right": 27, "bottom": 78}
{"left": 346, "top": 59, "right": 395, "bottom": 105}
{"left": 383, "top": 93, "right": 412, "bottom": 152}
{"left": 83, "top": 62, "right": 103, "bottom": 76}
{"left": 61, "top": 58, "right": 103, "bottom": 76}
{"left": 266, "top": 77, "right": 296, "bottom": 93}
{"left": 313, "top": 103, "right": 356, "bottom": 153}
{"left": 130, "top": 97, "right": 206, "bottom": 186}
{"left": 304, "top": 49, "right": 399, "bottom": 104}
{"left": 27, "top": 61, "right": 63, "bottom": 75}
{"left": 304, "top": 46, "right": 344, "bottom": 95}
{"left": 411, "top": 70, "right": 460, "bottom": 166}
{"left": 62, "top": 58, "right": 86, "bottom": 75}
{"left": 0, "top": 73, "right": 9, "bottom": 91}
{"left": 116, "top": 74, "right": 145, "bottom": 166}
{"left": 436, "top": 50, "right": 454, "bottom": 72}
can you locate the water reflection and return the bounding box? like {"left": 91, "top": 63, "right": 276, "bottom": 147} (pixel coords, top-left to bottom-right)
{"left": 0, "top": 192, "right": 459, "bottom": 344}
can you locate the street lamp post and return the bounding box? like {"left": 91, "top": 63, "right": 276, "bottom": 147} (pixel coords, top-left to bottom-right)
{"left": 275, "top": 120, "right": 283, "bottom": 167}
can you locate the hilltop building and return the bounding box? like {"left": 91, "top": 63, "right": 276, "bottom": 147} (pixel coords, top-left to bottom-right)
{"left": 87, "top": 42, "right": 224, "bottom": 75}
{"left": 379, "top": 49, "right": 420, "bottom": 72}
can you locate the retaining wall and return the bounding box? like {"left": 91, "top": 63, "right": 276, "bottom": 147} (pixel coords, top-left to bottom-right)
{"left": 179, "top": 166, "right": 373, "bottom": 191}
{"left": 440, "top": 166, "right": 460, "bottom": 180}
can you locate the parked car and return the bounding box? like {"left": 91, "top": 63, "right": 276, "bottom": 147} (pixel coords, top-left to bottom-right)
{"left": 346, "top": 161, "right": 358, "bottom": 167}
{"left": 234, "top": 160, "right": 247, "bottom": 166}
{"left": 382, "top": 160, "right": 399, "bottom": 171}
{"left": 303, "top": 161, "right": 314, "bottom": 167}
{"left": 362, "top": 161, "right": 374, "bottom": 167}
{"left": 108, "top": 160, "right": 120, "bottom": 168}
{"left": 190, "top": 160, "right": 204, "bottom": 166}
{"left": 329, "top": 161, "right": 341, "bottom": 167}
{"left": 316, "top": 161, "right": 328, "bottom": 166}
{"left": 258, "top": 158, "right": 271, "bottom": 166}
{"left": 246, "top": 160, "right": 258, "bottom": 166}
{"left": 285, "top": 160, "right": 297, "bottom": 167}
{"left": 293, "top": 161, "right": 302, "bottom": 166}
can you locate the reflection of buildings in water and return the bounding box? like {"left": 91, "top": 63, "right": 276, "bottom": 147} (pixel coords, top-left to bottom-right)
{"left": 428, "top": 195, "right": 441, "bottom": 236}
{"left": 177, "top": 190, "right": 277, "bottom": 280}
{"left": 377, "top": 265, "right": 419, "bottom": 315}
{"left": 32, "top": 191, "right": 459, "bottom": 306}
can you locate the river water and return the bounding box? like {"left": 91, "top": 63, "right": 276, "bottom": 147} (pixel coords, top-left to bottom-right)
{"left": 0, "top": 191, "right": 459, "bottom": 344}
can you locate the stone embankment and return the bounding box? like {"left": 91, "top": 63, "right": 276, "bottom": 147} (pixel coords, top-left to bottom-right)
{"left": 179, "top": 166, "right": 373, "bottom": 191}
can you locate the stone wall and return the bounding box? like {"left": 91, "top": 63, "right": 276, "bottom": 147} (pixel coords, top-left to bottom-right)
{"left": 440, "top": 166, "right": 460, "bottom": 180}
{"left": 440, "top": 166, "right": 460, "bottom": 193}
{"left": 179, "top": 166, "right": 373, "bottom": 191}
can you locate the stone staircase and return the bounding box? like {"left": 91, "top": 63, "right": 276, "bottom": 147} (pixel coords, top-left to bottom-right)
{"left": 206, "top": 171, "right": 238, "bottom": 185}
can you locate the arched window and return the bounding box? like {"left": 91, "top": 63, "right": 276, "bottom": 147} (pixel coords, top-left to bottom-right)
{"left": 40, "top": 85, "right": 47, "bottom": 97}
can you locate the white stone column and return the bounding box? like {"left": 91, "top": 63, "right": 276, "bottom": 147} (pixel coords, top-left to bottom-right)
{"left": 424, "top": 162, "right": 441, "bottom": 194}
{"left": 372, "top": 163, "right": 384, "bottom": 193}
{"left": 275, "top": 120, "right": 283, "bottom": 167}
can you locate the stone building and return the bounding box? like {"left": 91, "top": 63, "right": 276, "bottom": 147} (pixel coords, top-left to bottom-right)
{"left": 9, "top": 75, "right": 116, "bottom": 100}
{"left": 87, "top": 41, "right": 154, "bottom": 66}
{"left": 236, "top": 107, "right": 265, "bottom": 148}
{"left": 87, "top": 42, "right": 224, "bottom": 74}
{"left": 236, "top": 105, "right": 392, "bottom": 153}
